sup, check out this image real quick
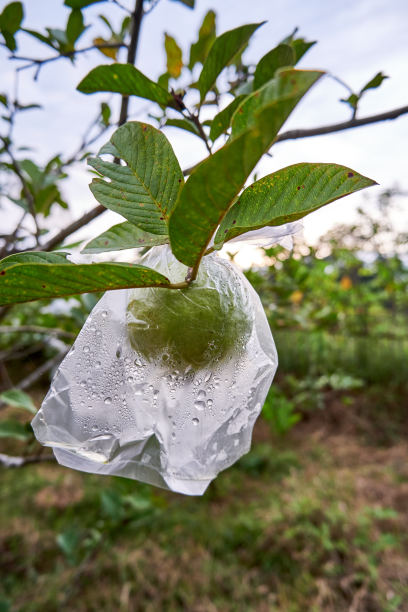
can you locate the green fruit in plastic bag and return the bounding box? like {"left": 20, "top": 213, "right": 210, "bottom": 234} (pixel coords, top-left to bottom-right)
{"left": 126, "top": 254, "right": 252, "bottom": 369}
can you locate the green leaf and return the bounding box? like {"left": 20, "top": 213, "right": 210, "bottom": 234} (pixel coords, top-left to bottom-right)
{"left": 64, "top": 0, "right": 103, "bottom": 8}
{"left": 77, "top": 65, "right": 176, "bottom": 108}
{"left": 281, "top": 30, "right": 316, "bottom": 63}
{"left": 100, "top": 102, "right": 111, "bottom": 125}
{"left": 169, "top": 0, "right": 195, "bottom": 7}
{"left": 88, "top": 122, "right": 184, "bottom": 235}
{"left": 230, "top": 69, "right": 320, "bottom": 139}
{"left": 0, "top": 2, "right": 23, "bottom": 33}
{"left": 361, "top": 71, "right": 388, "bottom": 93}
{"left": 197, "top": 22, "right": 264, "bottom": 101}
{"left": 169, "top": 69, "right": 323, "bottom": 267}
{"left": 291, "top": 38, "right": 316, "bottom": 63}
{"left": 165, "top": 118, "right": 200, "bottom": 136}
{"left": 0, "top": 252, "right": 170, "bottom": 306}
{"left": 82, "top": 222, "right": 168, "bottom": 254}
{"left": 254, "top": 44, "right": 295, "bottom": 89}
{"left": 340, "top": 93, "right": 359, "bottom": 111}
{"left": 209, "top": 95, "right": 246, "bottom": 141}
{"left": 0, "top": 389, "right": 36, "bottom": 414}
{"left": 0, "top": 420, "right": 31, "bottom": 441}
{"left": 0, "top": 252, "right": 69, "bottom": 271}
{"left": 66, "top": 8, "right": 85, "bottom": 45}
{"left": 164, "top": 33, "right": 183, "bottom": 78}
{"left": 0, "top": 1, "right": 24, "bottom": 50}
{"left": 215, "top": 163, "right": 377, "bottom": 247}
{"left": 188, "top": 10, "right": 216, "bottom": 69}
{"left": 21, "top": 28, "right": 57, "bottom": 49}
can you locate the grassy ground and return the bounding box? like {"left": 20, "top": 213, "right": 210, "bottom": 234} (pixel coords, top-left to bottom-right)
{"left": 1, "top": 383, "right": 408, "bottom": 612}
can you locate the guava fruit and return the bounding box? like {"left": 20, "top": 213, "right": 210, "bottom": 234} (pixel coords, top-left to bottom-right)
{"left": 126, "top": 250, "right": 253, "bottom": 369}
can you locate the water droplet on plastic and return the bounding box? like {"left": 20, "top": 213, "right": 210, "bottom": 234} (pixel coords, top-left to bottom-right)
{"left": 171, "top": 432, "right": 176, "bottom": 439}
{"left": 116, "top": 348, "right": 121, "bottom": 359}
{"left": 194, "top": 401, "right": 206, "bottom": 411}
{"left": 207, "top": 399, "right": 213, "bottom": 407}
{"left": 83, "top": 346, "right": 90, "bottom": 353}
{"left": 80, "top": 380, "right": 86, "bottom": 387}
{"left": 95, "top": 361, "right": 101, "bottom": 368}
{"left": 92, "top": 425, "right": 98, "bottom": 431}
{"left": 104, "top": 397, "right": 112, "bottom": 405}
{"left": 101, "top": 311, "right": 108, "bottom": 318}
{"left": 192, "top": 417, "right": 199, "bottom": 426}
{"left": 127, "top": 376, "right": 134, "bottom": 383}
{"left": 204, "top": 372, "right": 211, "bottom": 383}
{"left": 197, "top": 390, "right": 206, "bottom": 400}
{"left": 96, "top": 330, "right": 102, "bottom": 338}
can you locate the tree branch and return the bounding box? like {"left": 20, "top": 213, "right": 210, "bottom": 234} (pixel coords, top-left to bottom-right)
{"left": 11, "top": 43, "right": 127, "bottom": 74}
{"left": 0, "top": 325, "right": 76, "bottom": 339}
{"left": 275, "top": 104, "right": 408, "bottom": 142}
{"left": 0, "top": 453, "right": 55, "bottom": 467}
{"left": 118, "top": 0, "right": 144, "bottom": 127}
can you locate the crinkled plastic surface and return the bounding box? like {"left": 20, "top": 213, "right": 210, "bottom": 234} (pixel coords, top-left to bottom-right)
{"left": 32, "top": 246, "right": 278, "bottom": 495}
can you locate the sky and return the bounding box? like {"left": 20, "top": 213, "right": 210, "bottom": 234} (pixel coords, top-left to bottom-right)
{"left": 1, "top": 0, "right": 407, "bottom": 265}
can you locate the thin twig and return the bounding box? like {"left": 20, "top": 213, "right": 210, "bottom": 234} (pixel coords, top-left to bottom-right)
{"left": 118, "top": 0, "right": 145, "bottom": 127}
{"left": 0, "top": 453, "right": 55, "bottom": 467}
{"left": 1, "top": 136, "right": 41, "bottom": 245}
{"left": 11, "top": 43, "right": 126, "bottom": 74}
{"left": 0, "top": 325, "right": 76, "bottom": 339}
{"left": 275, "top": 104, "right": 408, "bottom": 142}
{"left": 110, "top": 0, "right": 133, "bottom": 13}
{"left": 0, "top": 350, "right": 68, "bottom": 410}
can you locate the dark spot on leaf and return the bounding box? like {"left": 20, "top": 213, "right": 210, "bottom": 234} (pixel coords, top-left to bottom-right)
{"left": 160, "top": 217, "right": 164, "bottom": 220}
{"left": 232, "top": 220, "right": 236, "bottom": 225}
{"left": 347, "top": 172, "right": 354, "bottom": 178}
{"left": 254, "top": 92, "right": 260, "bottom": 98}
{"left": 42, "top": 284, "right": 46, "bottom": 288}
{"left": 142, "top": 125, "right": 147, "bottom": 132}
{"left": 224, "top": 229, "right": 228, "bottom": 233}
{"left": 0, "top": 271, "right": 5, "bottom": 275}
{"left": 302, "top": 185, "right": 305, "bottom": 189}
{"left": 236, "top": 200, "right": 240, "bottom": 205}
{"left": 104, "top": 240, "right": 109, "bottom": 245}
{"left": 138, "top": 239, "right": 144, "bottom": 243}
{"left": 238, "top": 108, "right": 243, "bottom": 114}
{"left": 297, "top": 186, "right": 301, "bottom": 191}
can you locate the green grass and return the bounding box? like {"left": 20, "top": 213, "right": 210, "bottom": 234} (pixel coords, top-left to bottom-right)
{"left": 275, "top": 329, "right": 408, "bottom": 386}
{"left": 1, "top": 413, "right": 408, "bottom": 612}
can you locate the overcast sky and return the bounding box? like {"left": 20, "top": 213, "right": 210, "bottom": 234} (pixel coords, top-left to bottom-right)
{"left": 1, "top": 0, "right": 407, "bottom": 261}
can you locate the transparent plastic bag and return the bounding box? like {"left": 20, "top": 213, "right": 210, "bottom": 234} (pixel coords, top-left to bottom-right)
{"left": 32, "top": 245, "right": 278, "bottom": 494}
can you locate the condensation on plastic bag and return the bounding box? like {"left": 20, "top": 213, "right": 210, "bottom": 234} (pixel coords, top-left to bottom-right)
{"left": 32, "top": 246, "right": 278, "bottom": 495}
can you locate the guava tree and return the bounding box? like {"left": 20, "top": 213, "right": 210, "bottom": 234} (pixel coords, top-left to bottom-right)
{"left": 0, "top": 0, "right": 406, "bottom": 469}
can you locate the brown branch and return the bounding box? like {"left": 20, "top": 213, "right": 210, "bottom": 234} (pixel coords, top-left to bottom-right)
{"left": 275, "top": 104, "right": 408, "bottom": 142}
{"left": 0, "top": 325, "right": 76, "bottom": 339}
{"left": 118, "top": 0, "right": 144, "bottom": 127}
{"left": 11, "top": 43, "right": 127, "bottom": 73}
{"left": 0, "top": 453, "right": 55, "bottom": 467}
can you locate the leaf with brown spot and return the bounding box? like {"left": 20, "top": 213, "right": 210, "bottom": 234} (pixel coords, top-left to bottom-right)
{"left": 214, "top": 162, "right": 377, "bottom": 247}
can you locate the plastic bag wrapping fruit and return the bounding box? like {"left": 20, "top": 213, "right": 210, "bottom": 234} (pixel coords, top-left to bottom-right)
{"left": 227, "top": 221, "right": 303, "bottom": 250}
{"left": 32, "top": 246, "right": 278, "bottom": 495}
